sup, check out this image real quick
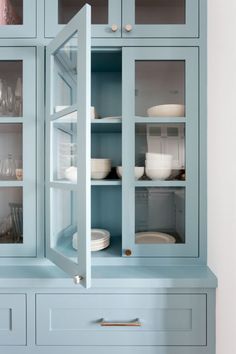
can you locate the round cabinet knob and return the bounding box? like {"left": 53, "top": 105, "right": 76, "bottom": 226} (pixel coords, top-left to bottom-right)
{"left": 73, "top": 275, "right": 83, "bottom": 284}
{"left": 124, "top": 24, "right": 133, "bottom": 32}
{"left": 125, "top": 249, "right": 132, "bottom": 257}
{"left": 111, "top": 24, "right": 118, "bottom": 32}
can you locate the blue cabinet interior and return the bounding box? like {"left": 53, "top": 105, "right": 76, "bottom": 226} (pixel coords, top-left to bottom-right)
{"left": 0, "top": 1, "right": 217, "bottom": 353}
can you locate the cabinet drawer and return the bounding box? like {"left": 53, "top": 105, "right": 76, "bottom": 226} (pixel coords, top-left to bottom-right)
{"left": 36, "top": 294, "right": 206, "bottom": 346}
{"left": 0, "top": 294, "right": 26, "bottom": 345}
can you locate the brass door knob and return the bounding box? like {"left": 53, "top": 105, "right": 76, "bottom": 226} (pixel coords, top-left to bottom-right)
{"left": 125, "top": 249, "right": 132, "bottom": 256}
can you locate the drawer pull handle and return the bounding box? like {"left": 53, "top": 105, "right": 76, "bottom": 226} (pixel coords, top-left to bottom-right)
{"left": 124, "top": 24, "right": 133, "bottom": 32}
{"left": 100, "top": 319, "right": 141, "bottom": 327}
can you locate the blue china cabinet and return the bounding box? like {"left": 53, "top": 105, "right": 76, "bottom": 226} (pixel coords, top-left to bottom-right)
{"left": 0, "top": 1, "right": 216, "bottom": 354}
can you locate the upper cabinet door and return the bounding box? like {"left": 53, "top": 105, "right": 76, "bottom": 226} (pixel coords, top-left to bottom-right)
{"left": 122, "top": 0, "right": 199, "bottom": 38}
{"left": 0, "top": 0, "right": 36, "bottom": 38}
{"left": 45, "top": 5, "right": 91, "bottom": 287}
{"left": 0, "top": 47, "right": 36, "bottom": 257}
{"left": 122, "top": 47, "right": 199, "bottom": 258}
{"left": 45, "top": 0, "right": 121, "bottom": 38}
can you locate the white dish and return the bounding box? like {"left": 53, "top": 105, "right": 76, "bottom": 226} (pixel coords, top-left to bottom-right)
{"left": 65, "top": 166, "right": 77, "bottom": 183}
{"left": 146, "top": 153, "right": 173, "bottom": 162}
{"left": 72, "top": 229, "right": 110, "bottom": 251}
{"left": 147, "top": 104, "right": 185, "bottom": 117}
{"left": 145, "top": 168, "right": 172, "bottom": 180}
{"left": 135, "top": 232, "right": 176, "bottom": 244}
{"left": 91, "top": 159, "right": 111, "bottom": 167}
{"left": 91, "top": 170, "right": 110, "bottom": 180}
{"left": 116, "top": 166, "right": 144, "bottom": 180}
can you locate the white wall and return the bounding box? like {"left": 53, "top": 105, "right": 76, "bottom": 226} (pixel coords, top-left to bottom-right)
{"left": 208, "top": 1, "right": 236, "bottom": 353}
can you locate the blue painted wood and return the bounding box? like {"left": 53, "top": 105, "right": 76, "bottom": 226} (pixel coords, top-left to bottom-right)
{"left": 0, "top": 47, "right": 36, "bottom": 257}
{"left": 45, "top": 0, "right": 122, "bottom": 38}
{"left": 122, "top": 47, "right": 199, "bottom": 258}
{"left": 0, "top": 0, "right": 36, "bottom": 38}
{"left": 36, "top": 293, "right": 206, "bottom": 346}
{"left": 122, "top": 0, "right": 199, "bottom": 38}
{"left": 0, "top": 294, "right": 26, "bottom": 345}
{"left": 45, "top": 5, "right": 92, "bottom": 287}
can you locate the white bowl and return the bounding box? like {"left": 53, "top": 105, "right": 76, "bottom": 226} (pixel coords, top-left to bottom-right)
{"left": 91, "top": 159, "right": 111, "bottom": 168}
{"left": 146, "top": 153, "right": 173, "bottom": 162}
{"left": 65, "top": 166, "right": 77, "bottom": 183}
{"left": 91, "top": 170, "right": 110, "bottom": 180}
{"left": 116, "top": 166, "right": 144, "bottom": 180}
{"left": 145, "top": 160, "right": 172, "bottom": 169}
{"left": 147, "top": 104, "right": 185, "bottom": 117}
{"left": 145, "top": 168, "right": 172, "bottom": 180}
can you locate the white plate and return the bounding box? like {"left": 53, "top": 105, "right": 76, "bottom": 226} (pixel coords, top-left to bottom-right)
{"left": 135, "top": 232, "right": 176, "bottom": 244}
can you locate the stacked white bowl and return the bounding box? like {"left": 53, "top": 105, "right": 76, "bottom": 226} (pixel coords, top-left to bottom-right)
{"left": 145, "top": 153, "right": 173, "bottom": 180}
{"left": 91, "top": 159, "right": 111, "bottom": 180}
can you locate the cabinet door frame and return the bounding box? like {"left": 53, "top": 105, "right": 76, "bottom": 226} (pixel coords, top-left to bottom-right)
{"left": 0, "top": 47, "right": 36, "bottom": 257}
{"left": 0, "top": 0, "right": 36, "bottom": 38}
{"left": 122, "top": 47, "right": 199, "bottom": 258}
{"left": 122, "top": 0, "right": 199, "bottom": 38}
{"left": 45, "top": 5, "right": 91, "bottom": 287}
{"left": 44, "top": 0, "right": 121, "bottom": 38}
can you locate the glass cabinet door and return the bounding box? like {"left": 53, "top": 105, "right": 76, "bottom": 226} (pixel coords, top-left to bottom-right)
{"left": 45, "top": 0, "right": 121, "bottom": 38}
{"left": 122, "top": 47, "right": 198, "bottom": 257}
{"left": 0, "top": 47, "right": 36, "bottom": 256}
{"left": 0, "top": 0, "right": 36, "bottom": 37}
{"left": 122, "top": 0, "right": 198, "bottom": 38}
{"left": 46, "top": 5, "right": 91, "bottom": 287}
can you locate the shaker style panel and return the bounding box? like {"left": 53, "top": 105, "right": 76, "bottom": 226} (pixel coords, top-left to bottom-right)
{"left": 45, "top": 0, "right": 122, "bottom": 38}
{"left": 0, "top": 294, "right": 26, "bottom": 345}
{"left": 0, "top": 0, "right": 36, "bottom": 38}
{"left": 0, "top": 47, "right": 36, "bottom": 257}
{"left": 36, "top": 293, "right": 206, "bottom": 346}
{"left": 122, "top": 0, "right": 199, "bottom": 38}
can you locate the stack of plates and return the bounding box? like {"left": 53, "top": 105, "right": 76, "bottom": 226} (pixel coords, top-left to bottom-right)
{"left": 72, "top": 229, "right": 110, "bottom": 252}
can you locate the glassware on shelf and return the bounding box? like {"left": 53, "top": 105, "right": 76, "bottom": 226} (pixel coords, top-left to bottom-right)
{"left": 0, "top": 153, "right": 16, "bottom": 179}
{"left": 15, "top": 77, "right": 22, "bottom": 116}
{"left": 0, "top": 214, "right": 12, "bottom": 243}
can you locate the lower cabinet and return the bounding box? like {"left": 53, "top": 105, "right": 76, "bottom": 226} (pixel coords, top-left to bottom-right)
{"left": 36, "top": 293, "right": 206, "bottom": 347}
{"left": 0, "top": 294, "right": 26, "bottom": 346}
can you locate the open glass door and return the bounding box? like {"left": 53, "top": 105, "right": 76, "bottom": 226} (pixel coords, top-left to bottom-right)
{"left": 45, "top": 5, "right": 91, "bottom": 287}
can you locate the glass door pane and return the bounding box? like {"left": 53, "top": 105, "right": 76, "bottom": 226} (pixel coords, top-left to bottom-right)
{"left": 58, "top": 0, "right": 108, "bottom": 25}
{"left": 46, "top": 5, "right": 91, "bottom": 287}
{"left": 0, "top": 47, "right": 36, "bottom": 257}
{"left": 122, "top": 0, "right": 198, "bottom": 38}
{"left": 135, "top": 60, "right": 185, "bottom": 118}
{"left": 135, "top": 0, "right": 185, "bottom": 25}
{"left": 0, "top": 61, "right": 22, "bottom": 117}
{"left": 0, "top": 0, "right": 23, "bottom": 25}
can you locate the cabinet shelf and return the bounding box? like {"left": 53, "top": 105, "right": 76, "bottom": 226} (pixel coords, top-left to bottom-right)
{"left": 50, "top": 180, "right": 122, "bottom": 189}
{"left": 135, "top": 180, "right": 186, "bottom": 188}
{"left": 91, "top": 180, "right": 121, "bottom": 186}
{"left": 0, "top": 181, "right": 23, "bottom": 187}
{"left": 56, "top": 235, "right": 121, "bottom": 260}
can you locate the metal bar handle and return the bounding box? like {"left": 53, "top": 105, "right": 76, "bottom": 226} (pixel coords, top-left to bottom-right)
{"left": 100, "top": 318, "right": 142, "bottom": 327}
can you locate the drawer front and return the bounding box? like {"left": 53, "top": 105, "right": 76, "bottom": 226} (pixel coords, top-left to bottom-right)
{"left": 0, "top": 294, "right": 26, "bottom": 345}
{"left": 36, "top": 294, "right": 206, "bottom": 346}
